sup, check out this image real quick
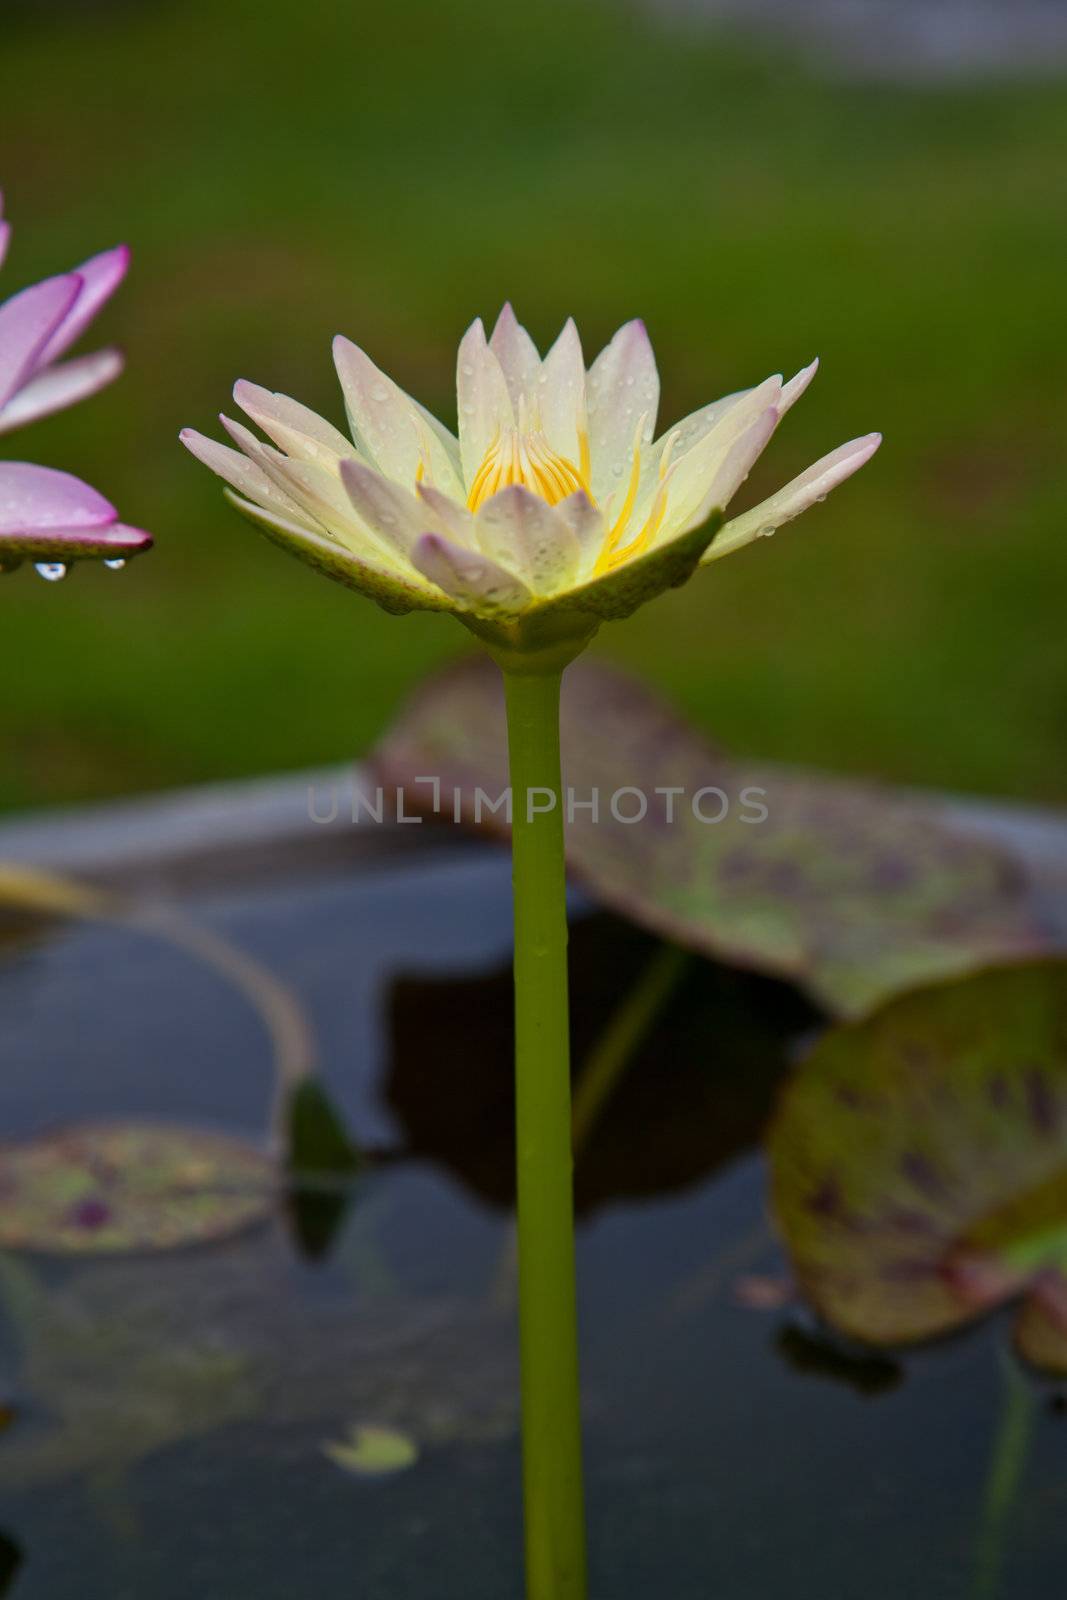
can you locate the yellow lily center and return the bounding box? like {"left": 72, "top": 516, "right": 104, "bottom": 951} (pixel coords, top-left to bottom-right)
{"left": 466, "top": 426, "right": 590, "bottom": 514}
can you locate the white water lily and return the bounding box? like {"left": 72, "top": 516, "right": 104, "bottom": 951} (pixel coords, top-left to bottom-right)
{"left": 182, "top": 306, "right": 878, "bottom": 667}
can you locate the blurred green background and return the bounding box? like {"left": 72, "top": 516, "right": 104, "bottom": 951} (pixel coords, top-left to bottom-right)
{"left": 1, "top": 0, "right": 1064, "bottom": 813}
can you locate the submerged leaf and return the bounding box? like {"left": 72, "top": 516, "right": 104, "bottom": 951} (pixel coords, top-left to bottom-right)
{"left": 374, "top": 657, "right": 1045, "bottom": 1016}
{"left": 0, "top": 1122, "right": 275, "bottom": 1254}
{"left": 769, "top": 960, "right": 1067, "bottom": 1373}
{"left": 322, "top": 1423, "right": 419, "bottom": 1477}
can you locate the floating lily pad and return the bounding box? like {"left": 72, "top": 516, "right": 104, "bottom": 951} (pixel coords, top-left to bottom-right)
{"left": 322, "top": 1423, "right": 419, "bottom": 1477}
{"left": 374, "top": 657, "right": 1045, "bottom": 1017}
{"left": 0, "top": 1122, "right": 275, "bottom": 1254}
{"left": 769, "top": 959, "right": 1067, "bottom": 1373}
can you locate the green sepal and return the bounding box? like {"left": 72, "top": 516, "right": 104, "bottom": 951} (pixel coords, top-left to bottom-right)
{"left": 225, "top": 491, "right": 455, "bottom": 618}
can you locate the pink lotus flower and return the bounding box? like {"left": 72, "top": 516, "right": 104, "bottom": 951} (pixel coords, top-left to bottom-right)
{"left": 0, "top": 191, "right": 151, "bottom": 579}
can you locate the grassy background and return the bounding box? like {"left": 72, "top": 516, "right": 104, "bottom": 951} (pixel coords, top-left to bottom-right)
{"left": 1, "top": 0, "right": 1064, "bottom": 812}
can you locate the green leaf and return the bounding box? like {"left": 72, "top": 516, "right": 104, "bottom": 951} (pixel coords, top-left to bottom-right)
{"left": 769, "top": 959, "right": 1067, "bottom": 1373}
{"left": 0, "top": 1122, "right": 274, "bottom": 1255}
{"left": 374, "top": 656, "right": 1044, "bottom": 1017}
{"left": 322, "top": 1423, "right": 419, "bottom": 1477}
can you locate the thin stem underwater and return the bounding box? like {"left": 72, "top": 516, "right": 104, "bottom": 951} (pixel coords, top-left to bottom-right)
{"left": 503, "top": 666, "right": 588, "bottom": 1600}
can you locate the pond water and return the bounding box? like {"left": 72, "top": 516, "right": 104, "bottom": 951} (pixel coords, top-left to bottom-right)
{"left": 0, "top": 842, "right": 1065, "bottom": 1598}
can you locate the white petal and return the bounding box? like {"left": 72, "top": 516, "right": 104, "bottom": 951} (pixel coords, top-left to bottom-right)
{"left": 489, "top": 304, "right": 541, "bottom": 414}
{"left": 473, "top": 485, "right": 581, "bottom": 594}
{"left": 585, "top": 319, "right": 658, "bottom": 504}
{"left": 415, "top": 480, "right": 475, "bottom": 546}
{"left": 662, "top": 375, "right": 782, "bottom": 533}
{"left": 333, "top": 335, "right": 462, "bottom": 496}
{"left": 0, "top": 347, "right": 123, "bottom": 434}
{"left": 706, "top": 433, "right": 883, "bottom": 563}
{"left": 180, "top": 427, "right": 322, "bottom": 530}
{"left": 456, "top": 318, "right": 513, "bottom": 491}
{"left": 220, "top": 414, "right": 373, "bottom": 549}
{"left": 339, "top": 457, "right": 433, "bottom": 558}
{"left": 410, "top": 531, "right": 531, "bottom": 611}
{"left": 554, "top": 490, "right": 606, "bottom": 573}
{"left": 232, "top": 380, "right": 357, "bottom": 468}
{"left": 685, "top": 407, "right": 780, "bottom": 530}
{"left": 535, "top": 318, "right": 586, "bottom": 475}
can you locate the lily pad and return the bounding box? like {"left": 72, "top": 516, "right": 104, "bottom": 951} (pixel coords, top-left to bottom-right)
{"left": 0, "top": 1122, "right": 275, "bottom": 1254}
{"left": 373, "top": 656, "right": 1045, "bottom": 1016}
{"left": 322, "top": 1423, "right": 419, "bottom": 1477}
{"left": 769, "top": 959, "right": 1067, "bottom": 1373}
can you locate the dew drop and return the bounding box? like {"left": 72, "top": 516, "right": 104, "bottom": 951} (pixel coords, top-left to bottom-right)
{"left": 34, "top": 562, "right": 68, "bottom": 582}
{"left": 461, "top": 364, "right": 475, "bottom": 379}
{"left": 625, "top": 375, "right": 635, "bottom": 387}
{"left": 371, "top": 384, "right": 389, "bottom": 402}
{"left": 104, "top": 558, "right": 127, "bottom": 571}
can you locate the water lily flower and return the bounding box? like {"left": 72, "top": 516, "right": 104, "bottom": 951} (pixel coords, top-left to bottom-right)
{"left": 181, "top": 305, "right": 878, "bottom": 668}
{"left": 0, "top": 191, "right": 151, "bottom": 578}
{"left": 181, "top": 303, "right": 881, "bottom": 1600}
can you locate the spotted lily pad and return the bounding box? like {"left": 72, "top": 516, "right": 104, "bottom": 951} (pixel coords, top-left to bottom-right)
{"left": 769, "top": 959, "right": 1067, "bottom": 1373}
{"left": 374, "top": 656, "right": 1044, "bottom": 1017}
{"left": 0, "top": 1122, "right": 275, "bottom": 1254}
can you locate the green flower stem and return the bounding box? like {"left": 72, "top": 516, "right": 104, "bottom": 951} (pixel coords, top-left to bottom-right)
{"left": 503, "top": 666, "right": 587, "bottom": 1600}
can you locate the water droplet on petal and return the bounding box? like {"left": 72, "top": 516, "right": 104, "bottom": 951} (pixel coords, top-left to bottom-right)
{"left": 371, "top": 384, "right": 389, "bottom": 402}
{"left": 35, "top": 562, "right": 68, "bottom": 582}
{"left": 625, "top": 375, "right": 635, "bottom": 387}
{"left": 104, "top": 558, "right": 127, "bottom": 571}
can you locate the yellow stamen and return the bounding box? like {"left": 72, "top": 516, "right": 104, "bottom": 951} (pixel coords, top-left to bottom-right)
{"left": 466, "top": 424, "right": 590, "bottom": 513}
{"left": 593, "top": 415, "right": 647, "bottom": 574}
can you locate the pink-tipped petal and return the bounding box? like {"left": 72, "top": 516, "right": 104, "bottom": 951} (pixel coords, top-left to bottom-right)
{"left": 180, "top": 427, "right": 322, "bottom": 530}
{"left": 415, "top": 480, "right": 475, "bottom": 545}
{"left": 0, "top": 220, "right": 10, "bottom": 272}
{"left": 489, "top": 303, "right": 541, "bottom": 414}
{"left": 0, "top": 274, "right": 82, "bottom": 412}
{"left": 219, "top": 414, "right": 363, "bottom": 541}
{"left": 232, "top": 379, "right": 356, "bottom": 467}
{"left": 0, "top": 347, "right": 123, "bottom": 435}
{"left": 585, "top": 319, "right": 659, "bottom": 503}
{"left": 779, "top": 357, "right": 819, "bottom": 415}
{"left": 37, "top": 245, "right": 130, "bottom": 367}
{"left": 410, "top": 530, "right": 531, "bottom": 611}
{"left": 339, "top": 456, "right": 429, "bottom": 557}
{"left": 0, "top": 460, "right": 115, "bottom": 535}
{"left": 707, "top": 432, "right": 883, "bottom": 563}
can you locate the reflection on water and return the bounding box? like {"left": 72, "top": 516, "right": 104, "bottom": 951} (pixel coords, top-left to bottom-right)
{"left": 0, "top": 852, "right": 1065, "bottom": 1596}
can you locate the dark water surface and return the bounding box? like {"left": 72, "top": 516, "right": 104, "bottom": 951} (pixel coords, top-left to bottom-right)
{"left": 0, "top": 846, "right": 1064, "bottom": 1597}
